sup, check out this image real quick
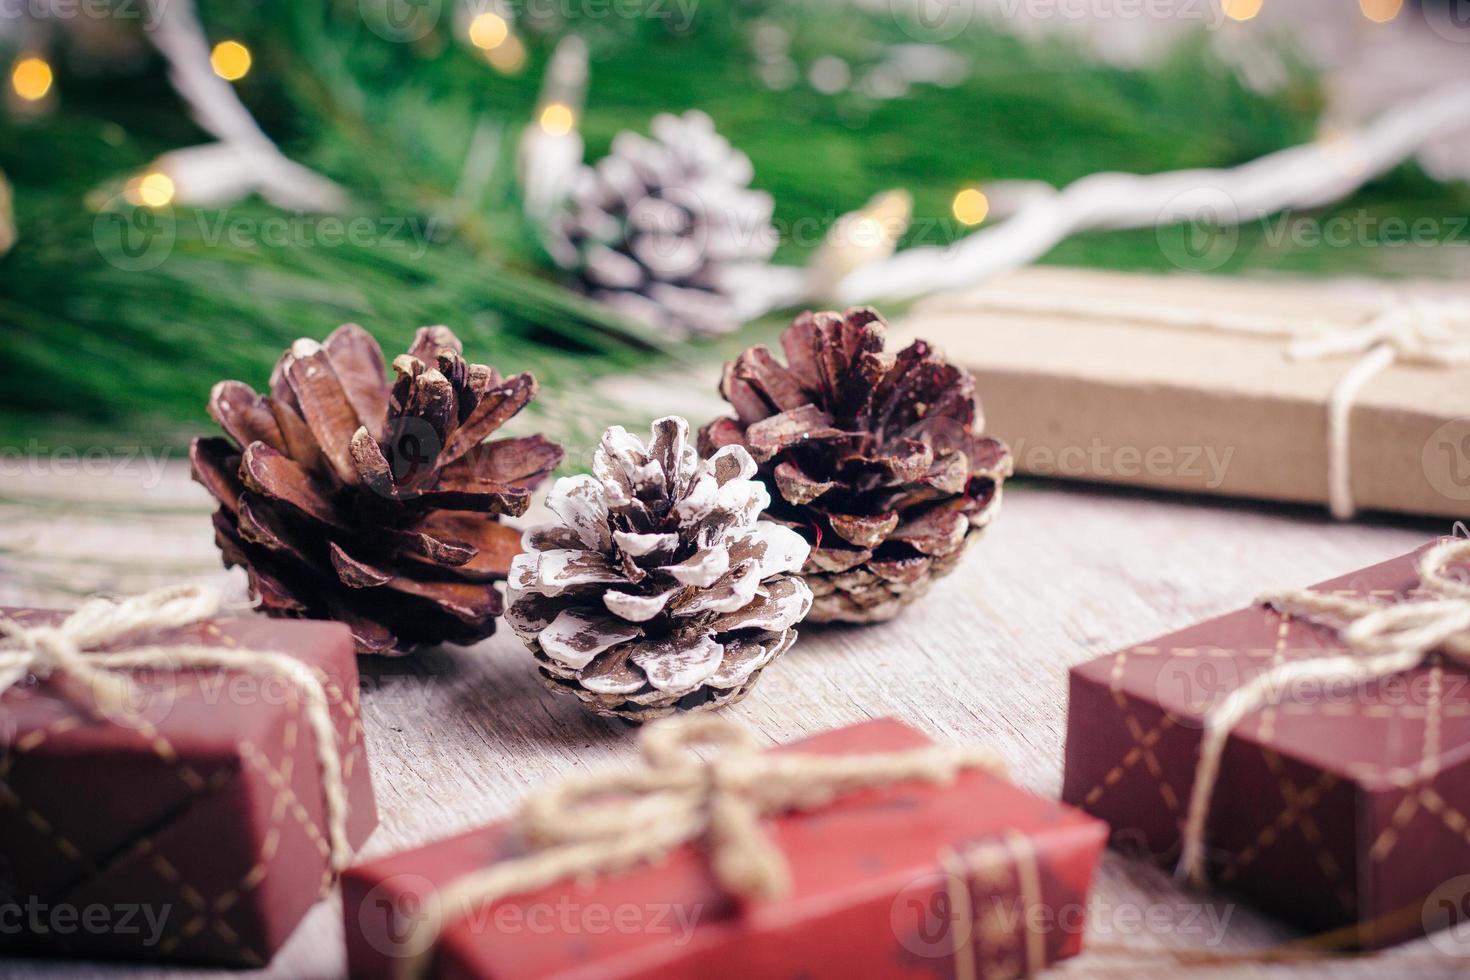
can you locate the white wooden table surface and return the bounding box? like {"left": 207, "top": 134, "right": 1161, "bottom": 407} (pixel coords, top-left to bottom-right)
{"left": 1, "top": 456, "right": 1462, "bottom": 978}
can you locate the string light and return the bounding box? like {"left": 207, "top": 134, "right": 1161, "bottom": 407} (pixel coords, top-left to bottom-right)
{"left": 539, "top": 102, "right": 576, "bottom": 136}
{"left": 1359, "top": 0, "right": 1402, "bottom": 21}
{"left": 124, "top": 171, "right": 176, "bottom": 209}
{"left": 807, "top": 189, "right": 912, "bottom": 297}
{"left": 1221, "top": 0, "right": 1263, "bottom": 21}
{"left": 10, "top": 55, "right": 54, "bottom": 102}
{"left": 486, "top": 32, "right": 527, "bottom": 74}
{"left": 951, "top": 187, "right": 990, "bottom": 227}
{"left": 468, "top": 12, "right": 510, "bottom": 50}
{"left": 518, "top": 36, "right": 587, "bottom": 222}
{"left": 210, "top": 40, "right": 252, "bottom": 81}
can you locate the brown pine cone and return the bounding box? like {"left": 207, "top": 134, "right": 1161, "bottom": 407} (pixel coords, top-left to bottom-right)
{"left": 190, "top": 324, "right": 563, "bottom": 654}
{"left": 698, "top": 308, "right": 1012, "bottom": 624}
{"left": 505, "top": 416, "right": 813, "bottom": 721}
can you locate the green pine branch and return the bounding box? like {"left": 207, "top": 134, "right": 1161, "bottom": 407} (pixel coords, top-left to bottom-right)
{"left": 1, "top": 0, "right": 1466, "bottom": 455}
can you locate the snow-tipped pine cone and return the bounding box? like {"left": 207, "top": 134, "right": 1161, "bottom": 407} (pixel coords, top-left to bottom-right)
{"left": 548, "top": 110, "right": 776, "bottom": 338}
{"left": 699, "top": 308, "right": 1012, "bottom": 624}
{"left": 191, "top": 325, "right": 562, "bottom": 654}
{"left": 506, "top": 416, "right": 813, "bottom": 721}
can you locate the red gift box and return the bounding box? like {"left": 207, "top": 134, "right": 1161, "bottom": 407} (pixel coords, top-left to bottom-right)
{"left": 1062, "top": 540, "right": 1470, "bottom": 948}
{"left": 343, "top": 718, "right": 1106, "bottom": 980}
{"left": 0, "top": 608, "right": 377, "bottom": 966}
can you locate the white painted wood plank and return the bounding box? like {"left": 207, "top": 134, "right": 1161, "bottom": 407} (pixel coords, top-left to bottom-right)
{"left": 0, "top": 461, "right": 1450, "bottom": 978}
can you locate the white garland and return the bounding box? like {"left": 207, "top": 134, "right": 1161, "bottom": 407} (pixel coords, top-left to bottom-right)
{"left": 147, "top": 0, "right": 345, "bottom": 210}
{"left": 831, "top": 84, "right": 1470, "bottom": 306}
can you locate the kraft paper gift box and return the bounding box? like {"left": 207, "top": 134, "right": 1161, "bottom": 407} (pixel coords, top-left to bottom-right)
{"left": 344, "top": 718, "right": 1107, "bottom": 980}
{"left": 0, "top": 608, "right": 377, "bottom": 966}
{"left": 1062, "top": 541, "right": 1470, "bottom": 949}
{"left": 898, "top": 267, "right": 1470, "bottom": 519}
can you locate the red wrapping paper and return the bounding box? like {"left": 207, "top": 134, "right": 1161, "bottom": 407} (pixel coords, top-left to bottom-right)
{"left": 1062, "top": 540, "right": 1470, "bottom": 948}
{"left": 344, "top": 718, "right": 1106, "bottom": 980}
{"left": 0, "top": 610, "right": 377, "bottom": 966}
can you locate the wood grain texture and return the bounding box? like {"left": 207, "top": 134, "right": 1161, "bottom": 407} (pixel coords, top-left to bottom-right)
{"left": 1, "top": 459, "right": 1461, "bottom": 978}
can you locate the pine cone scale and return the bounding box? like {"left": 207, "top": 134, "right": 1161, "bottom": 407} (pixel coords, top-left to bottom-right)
{"left": 828, "top": 511, "right": 899, "bottom": 549}
{"left": 208, "top": 380, "right": 287, "bottom": 453}
{"left": 772, "top": 460, "right": 834, "bottom": 505}
{"left": 328, "top": 544, "right": 395, "bottom": 587}
{"left": 322, "top": 323, "right": 390, "bottom": 437}
{"left": 190, "top": 437, "right": 243, "bottom": 511}
{"left": 630, "top": 634, "right": 722, "bottom": 693}
{"left": 270, "top": 400, "right": 324, "bottom": 470}
{"left": 744, "top": 405, "right": 846, "bottom": 462}
{"left": 444, "top": 435, "right": 564, "bottom": 490}
{"left": 241, "top": 443, "right": 345, "bottom": 529}
{"left": 409, "top": 514, "right": 522, "bottom": 579}
{"left": 439, "top": 373, "right": 538, "bottom": 464}
{"left": 281, "top": 345, "right": 368, "bottom": 487}
{"left": 809, "top": 546, "right": 872, "bottom": 574}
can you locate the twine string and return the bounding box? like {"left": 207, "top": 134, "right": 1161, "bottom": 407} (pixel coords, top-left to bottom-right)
{"left": 963, "top": 289, "right": 1470, "bottom": 519}
{"left": 0, "top": 584, "right": 353, "bottom": 872}
{"left": 1177, "top": 537, "right": 1470, "bottom": 886}
{"left": 400, "top": 715, "right": 1008, "bottom": 980}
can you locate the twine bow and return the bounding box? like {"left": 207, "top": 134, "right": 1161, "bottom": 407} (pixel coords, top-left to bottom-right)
{"left": 400, "top": 715, "right": 1005, "bottom": 980}
{"left": 0, "top": 584, "right": 354, "bottom": 873}
{"left": 1287, "top": 298, "right": 1470, "bottom": 520}
{"left": 1177, "top": 537, "right": 1470, "bottom": 886}
{"left": 1286, "top": 296, "right": 1470, "bottom": 367}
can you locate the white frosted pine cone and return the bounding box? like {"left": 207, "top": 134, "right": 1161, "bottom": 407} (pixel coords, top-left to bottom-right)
{"left": 506, "top": 416, "right": 813, "bottom": 721}
{"left": 548, "top": 110, "right": 777, "bottom": 339}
